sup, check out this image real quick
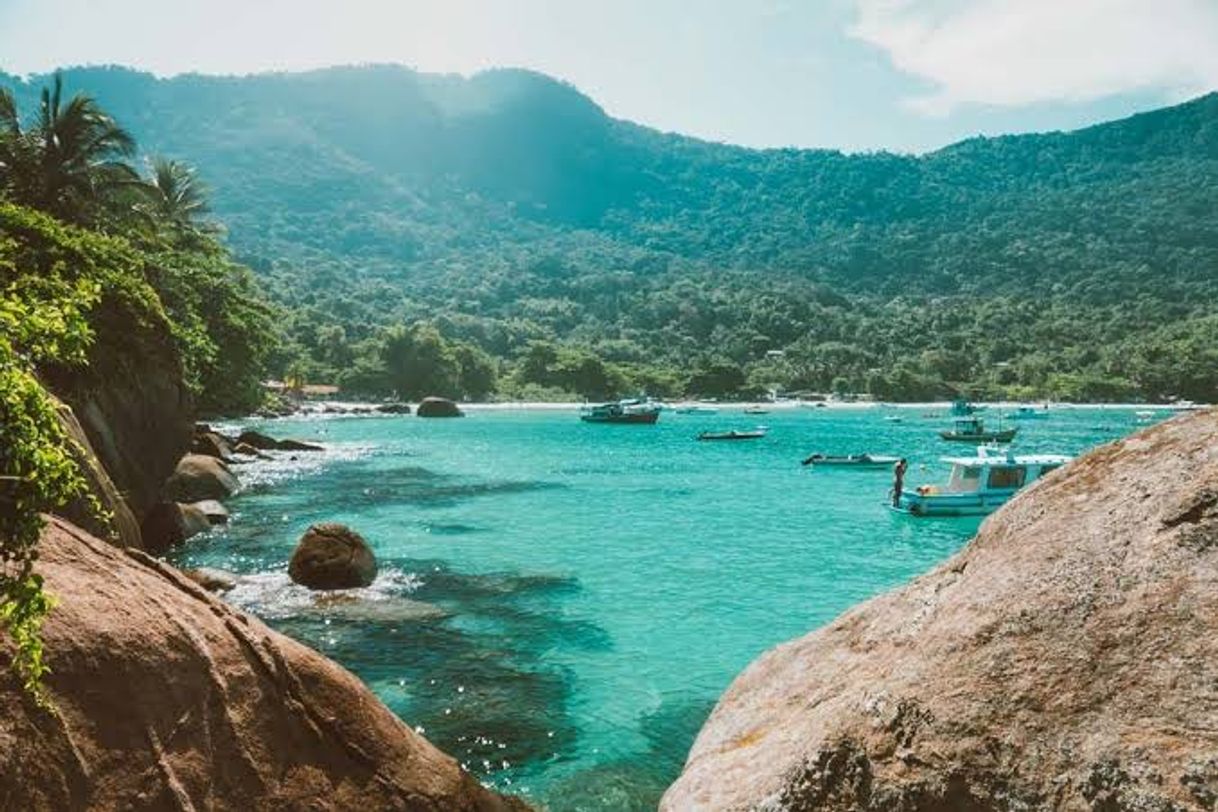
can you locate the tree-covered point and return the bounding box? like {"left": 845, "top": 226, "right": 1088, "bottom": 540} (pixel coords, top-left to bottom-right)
{"left": 3, "top": 65, "right": 1216, "bottom": 403}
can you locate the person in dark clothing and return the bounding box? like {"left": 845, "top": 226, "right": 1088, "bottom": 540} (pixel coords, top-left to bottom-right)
{"left": 892, "top": 458, "right": 909, "bottom": 507}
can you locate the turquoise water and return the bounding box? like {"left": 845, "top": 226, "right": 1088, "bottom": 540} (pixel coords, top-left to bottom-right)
{"left": 169, "top": 405, "right": 1147, "bottom": 809}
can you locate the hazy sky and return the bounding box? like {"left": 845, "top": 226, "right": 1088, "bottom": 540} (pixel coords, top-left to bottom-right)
{"left": 1, "top": 0, "right": 1215, "bottom": 152}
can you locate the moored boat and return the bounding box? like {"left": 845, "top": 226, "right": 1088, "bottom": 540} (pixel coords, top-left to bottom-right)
{"left": 580, "top": 399, "right": 661, "bottom": 424}
{"left": 939, "top": 417, "right": 1017, "bottom": 443}
{"left": 675, "top": 405, "right": 719, "bottom": 415}
{"left": 1005, "top": 404, "right": 1049, "bottom": 420}
{"left": 893, "top": 445, "right": 1070, "bottom": 516}
{"left": 697, "top": 427, "right": 768, "bottom": 441}
{"left": 802, "top": 453, "right": 900, "bottom": 468}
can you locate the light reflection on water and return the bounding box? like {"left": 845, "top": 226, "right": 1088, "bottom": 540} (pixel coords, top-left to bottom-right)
{"left": 170, "top": 406, "right": 1144, "bottom": 808}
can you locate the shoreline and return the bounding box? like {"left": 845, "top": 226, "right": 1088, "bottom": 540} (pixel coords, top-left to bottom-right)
{"left": 257, "top": 399, "right": 1208, "bottom": 417}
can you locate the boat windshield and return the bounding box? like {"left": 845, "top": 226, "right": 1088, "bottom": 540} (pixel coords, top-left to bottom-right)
{"left": 986, "top": 465, "right": 1027, "bottom": 490}
{"left": 946, "top": 465, "right": 982, "bottom": 493}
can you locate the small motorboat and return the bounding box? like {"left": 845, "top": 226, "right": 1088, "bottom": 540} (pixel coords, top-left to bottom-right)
{"left": 580, "top": 399, "right": 661, "bottom": 424}
{"left": 884, "top": 415, "right": 904, "bottom": 423}
{"left": 698, "top": 428, "right": 768, "bottom": 441}
{"left": 743, "top": 406, "right": 769, "bottom": 415}
{"left": 939, "top": 417, "right": 1017, "bottom": 443}
{"left": 802, "top": 453, "right": 900, "bottom": 468}
{"left": 893, "top": 446, "right": 1070, "bottom": 516}
{"left": 1005, "top": 405, "right": 1049, "bottom": 420}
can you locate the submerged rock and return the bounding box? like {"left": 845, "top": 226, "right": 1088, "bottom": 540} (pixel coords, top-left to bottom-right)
{"left": 417, "top": 397, "right": 464, "bottom": 418}
{"left": 0, "top": 517, "right": 522, "bottom": 811}
{"left": 289, "top": 523, "right": 378, "bottom": 590}
{"left": 163, "top": 453, "right": 240, "bottom": 502}
{"left": 310, "top": 592, "right": 447, "bottom": 623}
{"left": 663, "top": 409, "right": 1218, "bottom": 811}
{"left": 181, "top": 566, "right": 239, "bottom": 592}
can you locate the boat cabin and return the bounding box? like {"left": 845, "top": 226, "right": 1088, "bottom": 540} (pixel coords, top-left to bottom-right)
{"left": 897, "top": 446, "right": 1070, "bottom": 516}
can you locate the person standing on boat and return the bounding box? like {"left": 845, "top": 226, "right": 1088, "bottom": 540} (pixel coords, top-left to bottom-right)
{"left": 892, "top": 458, "right": 908, "bottom": 507}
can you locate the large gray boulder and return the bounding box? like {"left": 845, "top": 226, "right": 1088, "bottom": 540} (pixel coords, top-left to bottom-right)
{"left": 663, "top": 410, "right": 1218, "bottom": 811}
{"left": 163, "top": 454, "right": 240, "bottom": 502}
{"left": 288, "top": 523, "right": 378, "bottom": 590}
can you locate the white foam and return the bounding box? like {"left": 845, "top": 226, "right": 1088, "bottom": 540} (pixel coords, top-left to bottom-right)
{"left": 223, "top": 566, "right": 423, "bottom": 619}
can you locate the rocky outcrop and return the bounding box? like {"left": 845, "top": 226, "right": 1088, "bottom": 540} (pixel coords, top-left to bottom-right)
{"left": 663, "top": 409, "right": 1218, "bottom": 811}
{"left": 417, "top": 396, "right": 464, "bottom": 418}
{"left": 41, "top": 302, "right": 193, "bottom": 520}
{"left": 52, "top": 395, "right": 142, "bottom": 549}
{"left": 376, "top": 403, "right": 412, "bottom": 414}
{"left": 0, "top": 517, "right": 523, "bottom": 811}
{"left": 163, "top": 454, "right": 240, "bottom": 502}
{"left": 237, "top": 429, "right": 324, "bottom": 452}
{"left": 289, "top": 523, "right": 378, "bottom": 590}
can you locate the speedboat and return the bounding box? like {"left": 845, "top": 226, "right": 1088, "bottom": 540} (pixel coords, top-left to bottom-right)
{"left": 1005, "top": 405, "right": 1049, "bottom": 420}
{"left": 697, "top": 427, "right": 768, "bottom": 441}
{"left": 939, "top": 417, "right": 1017, "bottom": 443}
{"left": 580, "top": 399, "right": 661, "bottom": 424}
{"left": 802, "top": 453, "right": 900, "bottom": 468}
{"left": 743, "top": 406, "right": 769, "bottom": 415}
{"left": 893, "top": 445, "right": 1070, "bottom": 516}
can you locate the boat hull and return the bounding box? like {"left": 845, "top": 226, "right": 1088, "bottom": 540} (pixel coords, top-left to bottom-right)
{"left": 580, "top": 412, "right": 659, "bottom": 424}
{"left": 939, "top": 429, "right": 1017, "bottom": 443}
{"left": 894, "top": 490, "right": 1013, "bottom": 516}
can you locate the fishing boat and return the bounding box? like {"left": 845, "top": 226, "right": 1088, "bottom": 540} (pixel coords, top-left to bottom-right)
{"left": 580, "top": 399, "right": 661, "bottom": 424}
{"left": 939, "top": 416, "right": 1017, "bottom": 443}
{"left": 675, "top": 405, "right": 718, "bottom": 415}
{"left": 893, "top": 446, "right": 1070, "bottom": 516}
{"left": 802, "top": 453, "right": 900, "bottom": 468}
{"left": 1005, "top": 405, "right": 1049, "bottom": 420}
{"left": 697, "top": 427, "right": 768, "bottom": 441}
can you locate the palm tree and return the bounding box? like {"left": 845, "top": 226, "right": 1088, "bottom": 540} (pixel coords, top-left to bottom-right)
{"left": 0, "top": 73, "right": 138, "bottom": 222}
{"left": 141, "top": 156, "right": 211, "bottom": 229}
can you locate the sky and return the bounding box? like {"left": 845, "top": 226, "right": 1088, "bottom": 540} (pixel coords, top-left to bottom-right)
{"left": 0, "top": 0, "right": 1215, "bottom": 153}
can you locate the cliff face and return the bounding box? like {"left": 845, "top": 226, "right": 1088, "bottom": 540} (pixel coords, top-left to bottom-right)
{"left": 0, "top": 517, "right": 524, "bottom": 811}
{"left": 663, "top": 410, "right": 1218, "bottom": 810}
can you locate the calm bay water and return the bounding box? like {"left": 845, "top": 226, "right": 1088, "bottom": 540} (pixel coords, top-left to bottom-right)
{"left": 168, "top": 405, "right": 1148, "bottom": 809}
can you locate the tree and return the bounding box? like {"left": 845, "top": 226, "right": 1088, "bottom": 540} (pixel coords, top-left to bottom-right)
{"left": 0, "top": 74, "right": 138, "bottom": 223}
{"left": 380, "top": 323, "right": 462, "bottom": 399}
{"left": 140, "top": 156, "right": 212, "bottom": 231}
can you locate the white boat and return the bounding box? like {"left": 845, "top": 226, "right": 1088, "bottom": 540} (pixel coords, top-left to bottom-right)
{"left": 1005, "top": 405, "right": 1049, "bottom": 420}
{"left": 893, "top": 446, "right": 1070, "bottom": 517}
{"left": 1134, "top": 410, "right": 1159, "bottom": 424}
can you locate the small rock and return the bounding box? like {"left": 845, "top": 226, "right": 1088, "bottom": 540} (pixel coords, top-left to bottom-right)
{"left": 141, "top": 501, "right": 213, "bottom": 554}
{"left": 416, "top": 397, "right": 464, "bottom": 418}
{"left": 182, "top": 567, "right": 239, "bottom": 593}
{"left": 190, "top": 499, "right": 229, "bottom": 525}
{"left": 191, "top": 431, "right": 233, "bottom": 460}
{"left": 288, "top": 523, "right": 378, "bottom": 590}
{"left": 232, "top": 442, "right": 271, "bottom": 459}
{"left": 376, "top": 403, "right": 413, "bottom": 415}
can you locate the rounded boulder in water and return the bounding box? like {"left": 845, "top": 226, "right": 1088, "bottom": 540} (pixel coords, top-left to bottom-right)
{"left": 288, "top": 523, "right": 378, "bottom": 590}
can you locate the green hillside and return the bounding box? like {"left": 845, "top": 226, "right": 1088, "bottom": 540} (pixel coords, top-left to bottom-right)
{"left": 4, "top": 65, "right": 1216, "bottom": 401}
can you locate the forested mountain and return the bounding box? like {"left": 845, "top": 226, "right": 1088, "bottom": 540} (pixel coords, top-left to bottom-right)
{"left": 4, "top": 64, "right": 1215, "bottom": 401}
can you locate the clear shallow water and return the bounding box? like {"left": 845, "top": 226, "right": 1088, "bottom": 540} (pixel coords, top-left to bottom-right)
{"left": 169, "top": 405, "right": 1151, "bottom": 809}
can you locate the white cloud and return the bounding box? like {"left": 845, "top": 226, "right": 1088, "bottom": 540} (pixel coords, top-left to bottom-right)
{"left": 850, "top": 0, "right": 1218, "bottom": 115}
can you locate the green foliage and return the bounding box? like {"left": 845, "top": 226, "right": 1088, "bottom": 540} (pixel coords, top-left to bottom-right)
{"left": 5, "top": 66, "right": 1216, "bottom": 403}
{"left": 0, "top": 213, "right": 103, "bottom": 702}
